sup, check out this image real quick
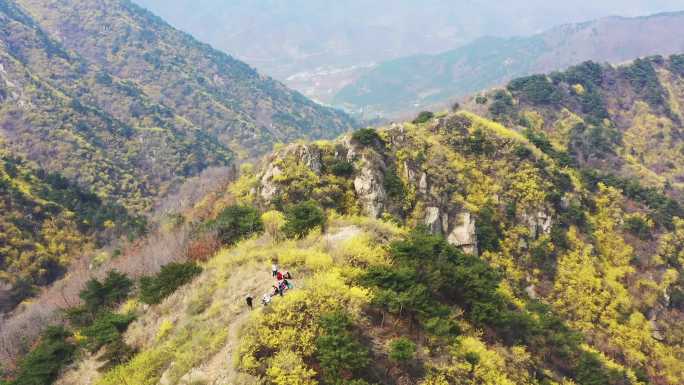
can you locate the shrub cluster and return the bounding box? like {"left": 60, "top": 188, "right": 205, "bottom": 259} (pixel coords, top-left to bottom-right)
{"left": 139, "top": 262, "right": 203, "bottom": 305}
{"left": 3, "top": 326, "right": 76, "bottom": 385}
{"left": 315, "top": 311, "right": 370, "bottom": 382}
{"left": 207, "top": 205, "right": 263, "bottom": 245}
{"left": 507, "top": 75, "right": 561, "bottom": 105}
{"left": 412, "top": 111, "right": 435, "bottom": 124}
{"left": 283, "top": 200, "right": 326, "bottom": 239}
{"left": 351, "top": 128, "right": 382, "bottom": 146}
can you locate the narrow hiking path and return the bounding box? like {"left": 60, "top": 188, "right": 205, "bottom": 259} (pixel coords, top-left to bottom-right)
{"left": 57, "top": 226, "right": 360, "bottom": 385}
{"left": 176, "top": 267, "right": 290, "bottom": 385}
{"left": 175, "top": 310, "right": 254, "bottom": 385}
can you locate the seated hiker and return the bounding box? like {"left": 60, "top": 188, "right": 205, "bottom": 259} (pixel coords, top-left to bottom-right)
{"left": 261, "top": 293, "right": 271, "bottom": 306}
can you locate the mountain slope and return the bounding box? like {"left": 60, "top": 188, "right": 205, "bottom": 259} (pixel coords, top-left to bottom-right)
{"left": 0, "top": 149, "right": 145, "bottom": 313}
{"left": 472, "top": 55, "right": 684, "bottom": 203}
{"left": 16, "top": 0, "right": 355, "bottom": 156}
{"left": 0, "top": 0, "right": 234, "bottom": 212}
{"left": 335, "top": 11, "right": 684, "bottom": 118}
{"left": 42, "top": 111, "right": 684, "bottom": 385}
{"left": 0, "top": 0, "right": 354, "bottom": 317}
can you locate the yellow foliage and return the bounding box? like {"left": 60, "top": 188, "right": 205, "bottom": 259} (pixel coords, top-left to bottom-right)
{"left": 266, "top": 350, "right": 317, "bottom": 385}
{"left": 551, "top": 109, "right": 584, "bottom": 150}
{"left": 237, "top": 269, "right": 370, "bottom": 377}
{"left": 262, "top": 210, "right": 286, "bottom": 242}
{"left": 571, "top": 83, "right": 585, "bottom": 95}
{"left": 304, "top": 250, "right": 333, "bottom": 271}
{"left": 228, "top": 173, "right": 258, "bottom": 204}
{"left": 520, "top": 110, "right": 544, "bottom": 131}
{"left": 156, "top": 319, "right": 174, "bottom": 341}
{"left": 98, "top": 345, "right": 173, "bottom": 385}
{"left": 120, "top": 298, "right": 141, "bottom": 314}
{"left": 658, "top": 217, "right": 684, "bottom": 268}
{"left": 507, "top": 164, "right": 549, "bottom": 211}
{"left": 337, "top": 233, "right": 390, "bottom": 267}
{"left": 553, "top": 227, "right": 609, "bottom": 330}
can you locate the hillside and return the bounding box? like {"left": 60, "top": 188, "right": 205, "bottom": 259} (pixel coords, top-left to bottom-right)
{"left": 472, "top": 55, "right": 684, "bottom": 202}
{"left": 15, "top": 0, "right": 355, "bottom": 156}
{"left": 0, "top": 150, "right": 146, "bottom": 313}
{"left": 19, "top": 111, "right": 683, "bottom": 385}
{"left": 334, "top": 11, "right": 684, "bottom": 118}
{"left": 1, "top": 0, "right": 354, "bottom": 213}
{"left": 0, "top": 0, "right": 234, "bottom": 212}
{"left": 0, "top": 0, "right": 354, "bottom": 318}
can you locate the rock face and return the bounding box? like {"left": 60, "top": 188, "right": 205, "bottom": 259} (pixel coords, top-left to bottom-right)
{"left": 524, "top": 210, "right": 553, "bottom": 239}
{"left": 447, "top": 211, "right": 478, "bottom": 255}
{"left": 255, "top": 130, "right": 484, "bottom": 253}
{"left": 424, "top": 207, "right": 442, "bottom": 233}
{"left": 354, "top": 155, "right": 387, "bottom": 219}
{"left": 259, "top": 162, "right": 283, "bottom": 202}
{"left": 423, "top": 206, "right": 478, "bottom": 254}
{"left": 258, "top": 143, "right": 324, "bottom": 202}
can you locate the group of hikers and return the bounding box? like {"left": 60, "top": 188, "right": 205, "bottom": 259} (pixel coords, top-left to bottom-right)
{"left": 244, "top": 261, "right": 293, "bottom": 309}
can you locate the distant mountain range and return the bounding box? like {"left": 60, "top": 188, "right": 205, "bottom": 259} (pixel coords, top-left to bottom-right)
{"left": 334, "top": 11, "right": 684, "bottom": 118}
{"left": 133, "top": 0, "right": 684, "bottom": 107}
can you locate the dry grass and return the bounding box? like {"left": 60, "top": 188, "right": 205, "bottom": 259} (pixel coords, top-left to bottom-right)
{"left": 68, "top": 215, "right": 402, "bottom": 385}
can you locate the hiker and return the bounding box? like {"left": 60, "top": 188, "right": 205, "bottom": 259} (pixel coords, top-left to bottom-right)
{"left": 276, "top": 271, "right": 283, "bottom": 281}
{"left": 272, "top": 262, "right": 279, "bottom": 277}
{"left": 246, "top": 295, "right": 253, "bottom": 310}
{"left": 262, "top": 293, "right": 271, "bottom": 306}
{"left": 284, "top": 271, "right": 292, "bottom": 279}
{"left": 277, "top": 283, "right": 284, "bottom": 297}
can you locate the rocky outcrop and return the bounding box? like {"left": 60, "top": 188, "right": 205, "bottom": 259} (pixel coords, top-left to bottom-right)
{"left": 259, "top": 162, "right": 284, "bottom": 202}
{"left": 354, "top": 156, "right": 387, "bottom": 218}
{"left": 447, "top": 211, "right": 478, "bottom": 255}
{"left": 421, "top": 204, "right": 478, "bottom": 254}
{"left": 256, "top": 132, "right": 481, "bottom": 253}
{"left": 424, "top": 206, "right": 442, "bottom": 233}
{"left": 258, "top": 144, "right": 323, "bottom": 202}
{"left": 523, "top": 210, "right": 552, "bottom": 239}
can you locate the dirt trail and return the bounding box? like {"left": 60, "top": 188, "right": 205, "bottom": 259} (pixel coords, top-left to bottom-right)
{"left": 177, "top": 268, "right": 277, "bottom": 385}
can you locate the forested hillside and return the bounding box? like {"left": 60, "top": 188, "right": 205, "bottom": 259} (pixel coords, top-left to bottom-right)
{"left": 27, "top": 110, "right": 683, "bottom": 385}
{"left": 0, "top": 0, "right": 354, "bottom": 313}
{"left": 335, "top": 12, "right": 684, "bottom": 118}
{"left": 0, "top": 0, "right": 233, "bottom": 212}
{"left": 15, "top": 0, "right": 355, "bottom": 156}
{"left": 0, "top": 150, "right": 145, "bottom": 313}
{"left": 475, "top": 54, "right": 684, "bottom": 202}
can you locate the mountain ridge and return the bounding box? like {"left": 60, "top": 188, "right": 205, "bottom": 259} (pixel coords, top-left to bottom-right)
{"left": 334, "top": 10, "right": 684, "bottom": 118}
{"left": 37, "top": 108, "right": 684, "bottom": 385}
